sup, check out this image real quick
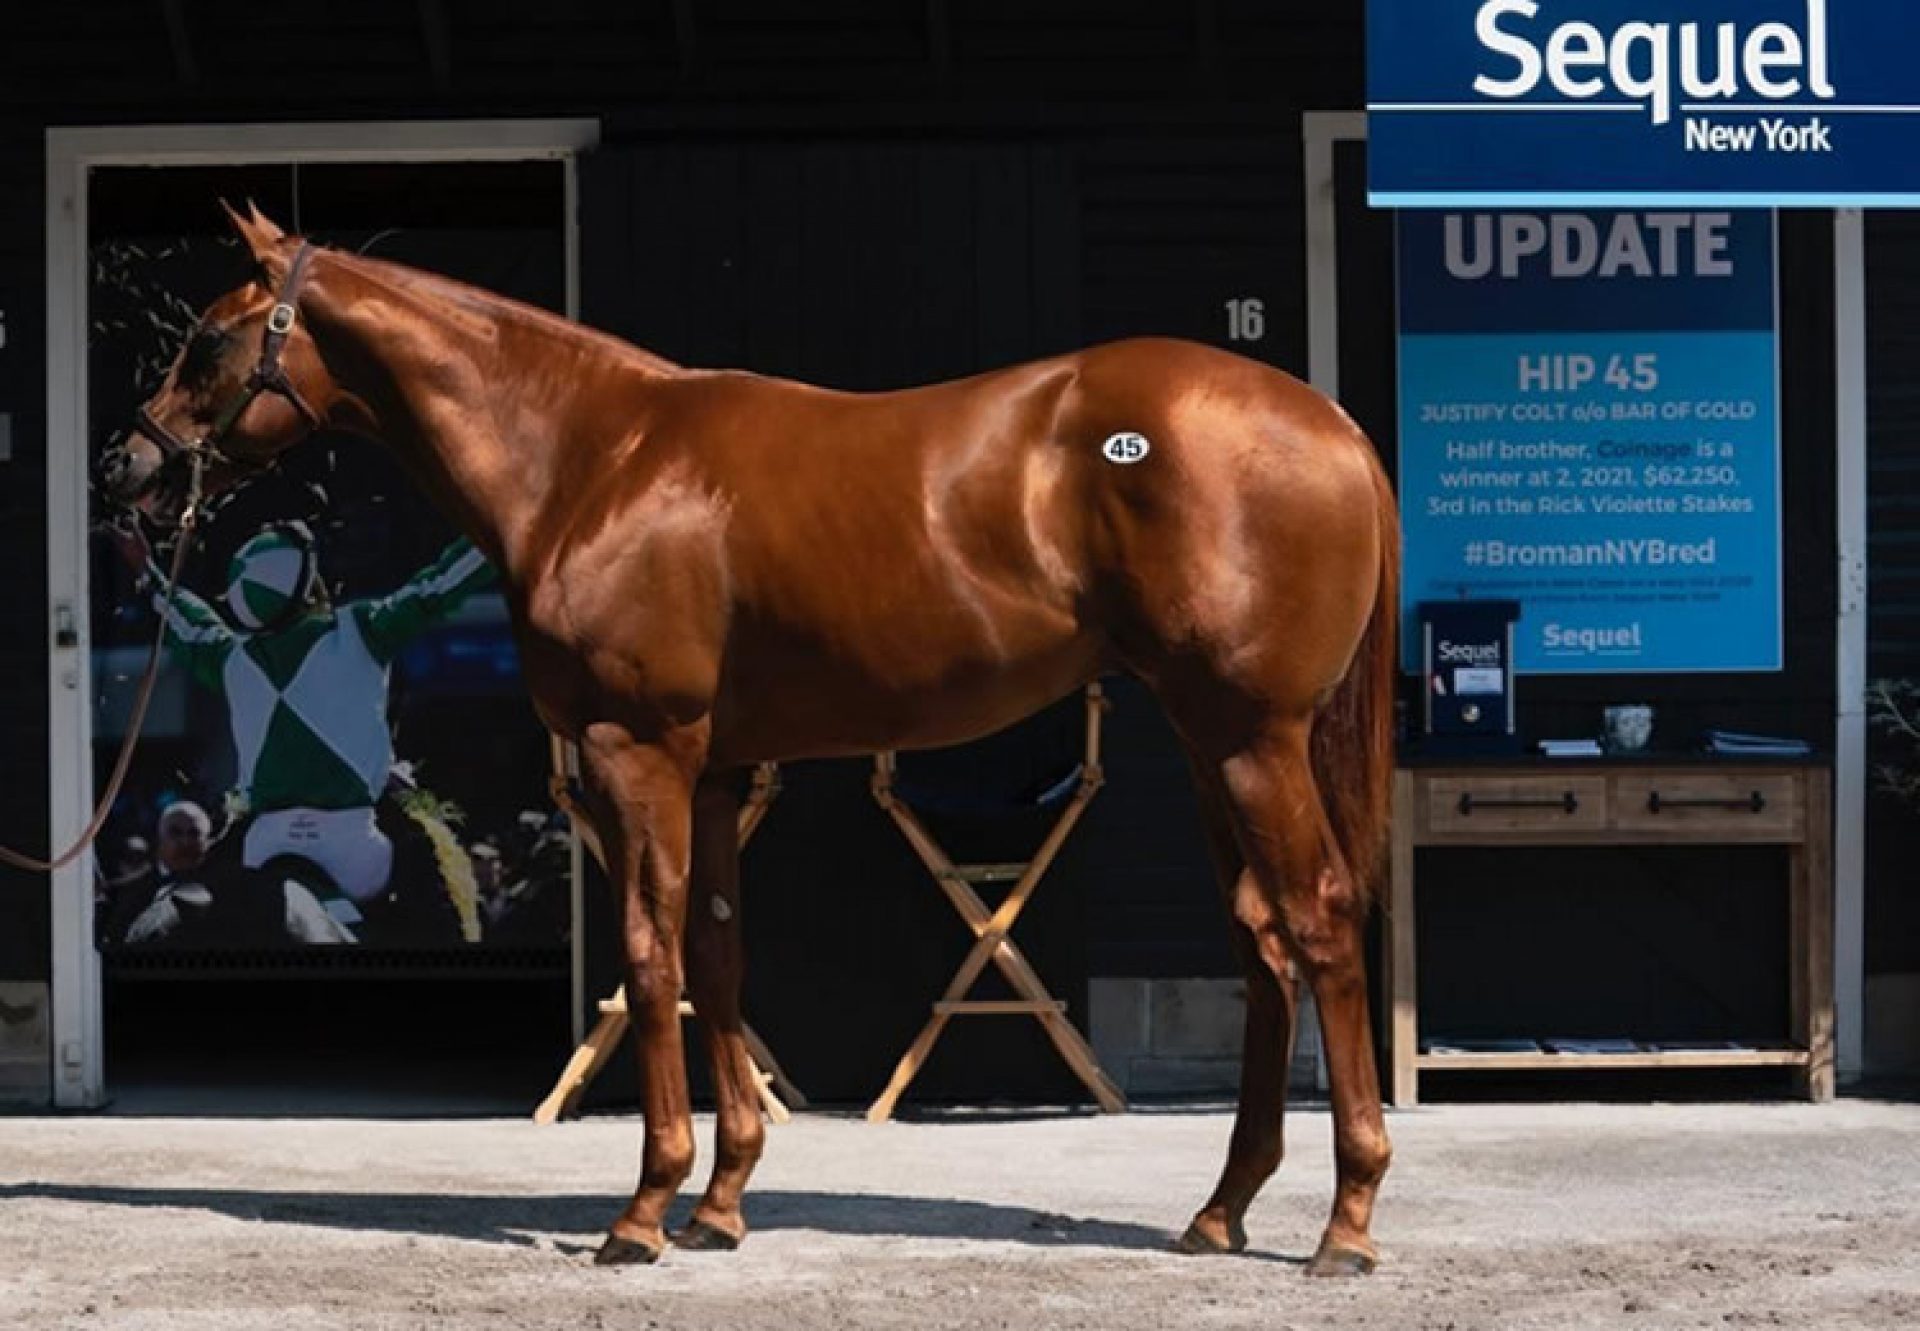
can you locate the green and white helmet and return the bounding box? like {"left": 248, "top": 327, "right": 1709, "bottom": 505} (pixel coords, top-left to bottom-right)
{"left": 225, "top": 524, "right": 318, "bottom": 630}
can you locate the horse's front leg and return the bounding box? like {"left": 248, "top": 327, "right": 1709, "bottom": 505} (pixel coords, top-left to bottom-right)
{"left": 575, "top": 721, "right": 704, "bottom": 1266}
{"left": 675, "top": 772, "right": 766, "bottom": 1251}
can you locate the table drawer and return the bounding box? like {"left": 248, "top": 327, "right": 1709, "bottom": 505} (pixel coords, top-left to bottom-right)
{"left": 1610, "top": 773, "right": 1802, "bottom": 837}
{"left": 1423, "top": 775, "right": 1609, "bottom": 837}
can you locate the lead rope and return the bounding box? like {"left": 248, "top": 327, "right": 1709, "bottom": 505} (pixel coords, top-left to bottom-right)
{"left": 0, "top": 457, "right": 206, "bottom": 874}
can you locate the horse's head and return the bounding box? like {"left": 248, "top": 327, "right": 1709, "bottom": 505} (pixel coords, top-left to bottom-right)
{"left": 100, "top": 202, "right": 341, "bottom": 528}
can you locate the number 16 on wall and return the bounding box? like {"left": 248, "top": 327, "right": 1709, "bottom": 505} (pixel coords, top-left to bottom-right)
{"left": 1225, "top": 297, "right": 1265, "bottom": 344}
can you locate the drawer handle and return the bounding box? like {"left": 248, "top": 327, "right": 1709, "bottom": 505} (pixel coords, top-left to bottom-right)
{"left": 1457, "top": 791, "right": 1579, "bottom": 816}
{"left": 1645, "top": 790, "right": 1766, "bottom": 815}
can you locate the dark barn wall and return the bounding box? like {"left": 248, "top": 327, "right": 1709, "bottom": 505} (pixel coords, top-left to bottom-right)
{"left": 1865, "top": 213, "right": 1920, "bottom": 979}
{"left": 0, "top": 3, "right": 1365, "bottom": 1098}
{"left": 4, "top": 1, "right": 1896, "bottom": 1092}
{"left": 0, "top": 122, "right": 51, "bottom": 984}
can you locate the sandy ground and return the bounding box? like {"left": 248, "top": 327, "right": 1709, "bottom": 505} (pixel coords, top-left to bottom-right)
{"left": 1, "top": 1099, "right": 1916, "bottom": 1331}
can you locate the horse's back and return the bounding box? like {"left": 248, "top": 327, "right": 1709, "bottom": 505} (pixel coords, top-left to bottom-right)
{"left": 544, "top": 338, "right": 1389, "bottom": 759}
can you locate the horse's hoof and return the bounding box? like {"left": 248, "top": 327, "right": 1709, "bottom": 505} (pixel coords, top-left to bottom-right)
{"left": 1173, "top": 1217, "right": 1246, "bottom": 1255}
{"left": 673, "top": 1218, "right": 744, "bottom": 1252}
{"left": 594, "top": 1232, "right": 663, "bottom": 1266}
{"left": 1305, "top": 1243, "right": 1378, "bottom": 1277}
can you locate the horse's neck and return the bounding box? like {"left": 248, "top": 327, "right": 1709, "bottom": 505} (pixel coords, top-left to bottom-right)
{"left": 308, "top": 254, "right": 657, "bottom": 578}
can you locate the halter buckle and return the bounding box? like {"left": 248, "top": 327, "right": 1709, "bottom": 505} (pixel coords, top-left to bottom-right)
{"left": 267, "top": 303, "right": 297, "bottom": 335}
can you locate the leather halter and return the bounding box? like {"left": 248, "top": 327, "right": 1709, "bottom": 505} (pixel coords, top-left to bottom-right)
{"left": 135, "top": 241, "right": 323, "bottom": 474}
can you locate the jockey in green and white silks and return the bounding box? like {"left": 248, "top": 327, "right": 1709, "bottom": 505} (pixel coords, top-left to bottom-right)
{"left": 150, "top": 525, "right": 496, "bottom": 904}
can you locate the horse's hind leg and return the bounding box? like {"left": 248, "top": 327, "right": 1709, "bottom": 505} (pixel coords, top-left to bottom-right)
{"left": 1175, "top": 754, "right": 1302, "bottom": 1256}
{"left": 676, "top": 772, "right": 766, "bottom": 1251}
{"left": 575, "top": 722, "right": 704, "bottom": 1266}
{"left": 1204, "top": 718, "right": 1390, "bottom": 1274}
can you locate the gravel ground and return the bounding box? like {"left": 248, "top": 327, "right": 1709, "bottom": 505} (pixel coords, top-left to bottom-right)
{"left": 1, "top": 1099, "right": 1916, "bottom": 1330}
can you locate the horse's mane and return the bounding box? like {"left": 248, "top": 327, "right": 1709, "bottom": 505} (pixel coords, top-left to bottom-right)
{"left": 319, "top": 247, "right": 683, "bottom": 378}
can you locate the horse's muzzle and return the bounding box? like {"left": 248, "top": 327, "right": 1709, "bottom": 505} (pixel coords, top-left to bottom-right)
{"left": 96, "top": 432, "right": 188, "bottom": 526}
{"left": 97, "top": 433, "right": 155, "bottom": 498}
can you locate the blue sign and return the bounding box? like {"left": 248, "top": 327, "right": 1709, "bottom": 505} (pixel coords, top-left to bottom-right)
{"left": 1397, "top": 209, "right": 1781, "bottom": 673}
{"left": 1370, "top": 1, "right": 1920, "bottom": 206}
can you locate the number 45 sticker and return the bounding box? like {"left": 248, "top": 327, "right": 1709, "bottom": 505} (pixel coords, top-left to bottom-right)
{"left": 1102, "top": 432, "right": 1152, "bottom": 464}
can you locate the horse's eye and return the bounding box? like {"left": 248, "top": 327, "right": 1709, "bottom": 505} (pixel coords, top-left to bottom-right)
{"left": 180, "top": 325, "right": 233, "bottom": 383}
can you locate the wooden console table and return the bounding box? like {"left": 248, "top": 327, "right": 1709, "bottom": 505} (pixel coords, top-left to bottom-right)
{"left": 1386, "top": 760, "right": 1834, "bottom": 1107}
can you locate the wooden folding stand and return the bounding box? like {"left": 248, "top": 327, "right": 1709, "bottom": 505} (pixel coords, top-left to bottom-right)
{"left": 534, "top": 761, "right": 805, "bottom": 1124}
{"left": 866, "top": 683, "right": 1127, "bottom": 1122}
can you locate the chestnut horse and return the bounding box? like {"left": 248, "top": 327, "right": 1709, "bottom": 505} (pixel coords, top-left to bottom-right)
{"left": 103, "top": 206, "right": 1399, "bottom": 1275}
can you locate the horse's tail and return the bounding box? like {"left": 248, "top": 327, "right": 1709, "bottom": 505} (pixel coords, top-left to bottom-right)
{"left": 1309, "top": 462, "right": 1399, "bottom": 907}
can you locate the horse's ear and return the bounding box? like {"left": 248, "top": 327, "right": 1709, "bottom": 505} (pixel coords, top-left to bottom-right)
{"left": 220, "top": 198, "right": 289, "bottom": 273}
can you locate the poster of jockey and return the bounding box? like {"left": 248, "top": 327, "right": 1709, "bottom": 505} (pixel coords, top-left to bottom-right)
{"left": 86, "top": 175, "right": 573, "bottom": 952}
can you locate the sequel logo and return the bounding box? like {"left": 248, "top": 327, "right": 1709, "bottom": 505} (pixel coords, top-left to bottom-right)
{"left": 1436, "top": 639, "right": 1503, "bottom": 665}
{"left": 1542, "top": 622, "right": 1646, "bottom": 654}
{"left": 1473, "top": 0, "right": 1835, "bottom": 128}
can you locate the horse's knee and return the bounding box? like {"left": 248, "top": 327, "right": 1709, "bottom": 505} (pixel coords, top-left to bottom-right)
{"left": 624, "top": 944, "right": 684, "bottom": 1013}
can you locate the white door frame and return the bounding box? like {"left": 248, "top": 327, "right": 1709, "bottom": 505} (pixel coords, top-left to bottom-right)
{"left": 44, "top": 119, "right": 599, "bottom": 1107}
{"left": 1301, "top": 111, "right": 1867, "bottom": 1084}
